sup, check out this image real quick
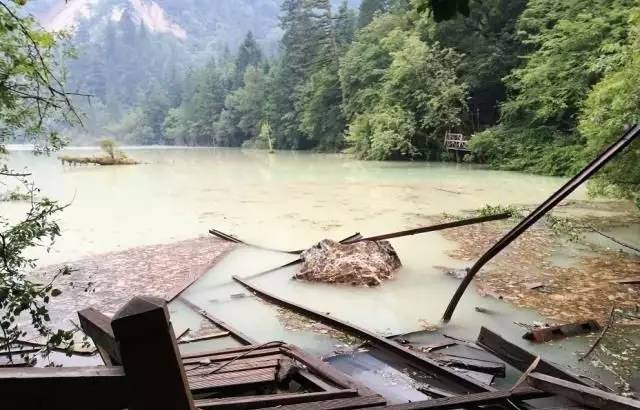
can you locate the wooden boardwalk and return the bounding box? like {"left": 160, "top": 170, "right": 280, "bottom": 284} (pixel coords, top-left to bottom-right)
{"left": 3, "top": 296, "right": 639, "bottom": 409}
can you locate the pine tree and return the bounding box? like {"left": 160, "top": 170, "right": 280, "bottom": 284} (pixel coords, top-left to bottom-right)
{"left": 234, "top": 31, "right": 263, "bottom": 88}
{"left": 358, "top": 0, "right": 387, "bottom": 28}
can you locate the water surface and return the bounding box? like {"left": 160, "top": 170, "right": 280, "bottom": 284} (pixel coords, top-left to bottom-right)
{"left": 3, "top": 147, "right": 617, "bottom": 383}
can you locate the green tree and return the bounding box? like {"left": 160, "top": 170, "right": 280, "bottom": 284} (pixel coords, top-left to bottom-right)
{"left": 358, "top": 0, "right": 388, "bottom": 28}
{"left": 335, "top": 1, "right": 357, "bottom": 49}
{"left": 347, "top": 104, "right": 417, "bottom": 160}
{"left": 340, "top": 14, "right": 404, "bottom": 121}
{"left": 215, "top": 66, "right": 269, "bottom": 146}
{"left": 382, "top": 32, "right": 467, "bottom": 157}
{"left": 233, "top": 31, "right": 263, "bottom": 88}
{"left": 578, "top": 13, "right": 640, "bottom": 206}
{"left": 298, "top": 66, "right": 345, "bottom": 151}
{"left": 417, "top": 0, "right": 527, "bottom": 127}
{"left": 341, "top": 15, "right": 467, "bottom": 160}
{"left": 470, "top": 0, "right": 638, "bottom": 176}
{"left": 1, "top": 0, "right": 78, "bottom": 363}
{"left": 271, "top": 0, "right": 338, "bottom": 149}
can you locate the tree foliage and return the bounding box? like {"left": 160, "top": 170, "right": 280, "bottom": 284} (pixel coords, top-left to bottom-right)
{"left": 469, "top": 0, "right": 640, "bottom": 203}
{"left": 1, "top": 0, "right": 78, "bottom": 363}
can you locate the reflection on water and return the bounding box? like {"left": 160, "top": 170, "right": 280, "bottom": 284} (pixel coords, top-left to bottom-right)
{"left": 2, "top": 147, "right": 615, "bottom": 383}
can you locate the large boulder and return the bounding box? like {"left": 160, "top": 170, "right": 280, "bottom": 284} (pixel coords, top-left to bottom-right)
{"left": 296, "top": 239, "right": 402, "bottom": 286}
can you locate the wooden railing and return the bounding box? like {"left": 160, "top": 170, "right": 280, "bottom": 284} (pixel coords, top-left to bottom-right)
{"left": 1, "top": 296, "right": 195, "bottom": 410}
{"left": 444, "top": 132, "right": 469, "bottom": 151}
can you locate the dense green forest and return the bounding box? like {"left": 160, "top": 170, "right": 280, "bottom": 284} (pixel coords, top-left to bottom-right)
{"left": 18, "top": 0, "right": 640, "bottom": 205}
{"left": 94, "top": 0, "right": 638, "bottom": 204}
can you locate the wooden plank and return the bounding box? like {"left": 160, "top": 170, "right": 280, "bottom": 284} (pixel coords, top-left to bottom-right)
{"left": 258, "top": 395, "right": 387, "bottom": 410}
{"left": 184, "top": 355, "right": 282, "bottom": 369}
{"left": 178, "top": 296, "right": 257, "bottom": 345}
{"left": 610, "top": 277, "right": 640, "bottom": 285}
{"left": 188, "top": 366, "right": 276, "bottom": 383}
{"left": 189, "top": 367, "right": 276, "bottom": 392}
{"left": 282, "top": 345, "right": 378, "bottom": 397}
{"left": 0, "top": 358, "right": 30, "bottom": 367}
{"left": 0, "top": 366, "right": 127, "bottom": 410}
{"left": 182, "top": 343, "right": 282, "bottom": 360}
{"left": 185, "top": 358, "right": 279, "bottom": 376}
{"left": 298, "top": 369, "right": 340, "bottom": 391}
{"left": 429, "top": 353, "right": 505, "bottom": 377}
{"left": 195, "top": 390, "right": 358, "bottom": 409}
{"left": 78, "top": 307, "right": 121, "bottom": 365}
{"left": 178, "top": 331, "right": 231, "bottom": 344}
{"left": 523, "top": 320, "right": 601, "bottom": 343}
{"left": 182, "top": 348, "right": 282, "bottom": 365}
{"left": 234, "top": 277, "right": 494, "bottom": 394}
{"left": 111, "top": 296, "right": 195, "bottom": 410}
{"left": 476, "top": 327, "right": 589, "bottom": 386}
{"left": 356, "top": 213, "right": 512, "bottom": 243}
{"left": 527, "top": 372, "right": 640, "bottom": 410}
{"left": 381, "top": 386, "right": 548, "bottom": 409}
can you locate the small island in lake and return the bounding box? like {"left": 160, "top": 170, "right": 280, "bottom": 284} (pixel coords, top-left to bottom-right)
{"left": 59, "top": 139, "right": 139, "bottom": 166}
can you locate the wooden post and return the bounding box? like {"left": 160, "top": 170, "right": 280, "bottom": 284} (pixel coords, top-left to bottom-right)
{"left": 111, "top": 296, "right": 195, "bottom": 410}
{"left": 78, "top": 307, "right": 121, "bottom": 366}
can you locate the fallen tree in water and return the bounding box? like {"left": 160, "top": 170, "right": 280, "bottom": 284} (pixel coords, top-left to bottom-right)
{"left": 59, "top": 139, "right": 139, "bottom": 166}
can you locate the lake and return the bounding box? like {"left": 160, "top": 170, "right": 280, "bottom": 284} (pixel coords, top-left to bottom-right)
{"left": 2, "top": 146, "right": 625, "bottom": 385}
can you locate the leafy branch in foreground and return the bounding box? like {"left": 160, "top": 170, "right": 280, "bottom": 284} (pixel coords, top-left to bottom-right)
{"left": 0, "top": 176, "right": 74, "bottom": 363}
{"left": 1, "top": 0, "right": 82, "bottom": 363}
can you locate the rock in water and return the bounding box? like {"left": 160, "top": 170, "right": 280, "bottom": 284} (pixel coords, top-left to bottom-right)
{"left": 297, "top": 239, "right": 401, "bottom": 286}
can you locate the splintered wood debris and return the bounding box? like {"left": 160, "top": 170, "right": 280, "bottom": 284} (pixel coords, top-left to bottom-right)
{"left": 26, "top": 237, "right": 235, "bottom": 342}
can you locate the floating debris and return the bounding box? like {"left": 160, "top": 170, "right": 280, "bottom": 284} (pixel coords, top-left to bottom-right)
{"left": 296, "top": 239, "right": 401, "bottom": 286}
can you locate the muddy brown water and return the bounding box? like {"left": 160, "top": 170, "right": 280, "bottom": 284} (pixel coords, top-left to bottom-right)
{"left": 3, "top": 146, "right": 637, "bottom": 390}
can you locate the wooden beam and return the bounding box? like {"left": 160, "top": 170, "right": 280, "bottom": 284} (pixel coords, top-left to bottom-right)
{"left": 257, "top": 395, "right": 387, "bottom": 410}
{"left": 178, "top": 296, "right": 256, "bottom": 345}
{"left": 182, "top": 347, "right": 282, "bottom": 364}
{"left": 523, "top": 320, "right": 601, "bottom": 343}
{"left": 178, "top": 331, "right": 230, "bottom": 344}
{"left": 0, "top": 367, "right": 127, "bottom": 410}
{"left": 380, "top": 386, "right": 548, "bottom": 409}
{"left": 476, "top": 327, "right": 589, "bottom": 386}
{"left": 281, "top": 344, "right": 374, "bottom": 396}
{"left": 429, "top": 353, "right": 506, "bottom": 377}
{"left": 233, "top": 276, "right": 493, "bottom": 394}
{"left": 111, "top": 296, "right": 195, "bottom": 410}
{"left": 527, "top": 372, "right": 640, "bottom": 410}
{"left": 298, "top": 369, "right": 340, "bottom": 391}
{"left": 78, "top": 307, "right": 121, "bottom": 365}
{"left": 355, "top": 213, "right": 512, "bottom": 243}
{"left": 195, "top": 390, "right": 358, "bottom": 409}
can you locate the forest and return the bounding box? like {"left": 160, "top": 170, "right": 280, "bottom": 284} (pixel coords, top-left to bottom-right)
{"left": 72, "top": 0, "right": 637, "bottom": 205}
